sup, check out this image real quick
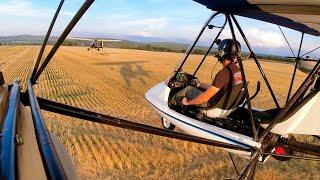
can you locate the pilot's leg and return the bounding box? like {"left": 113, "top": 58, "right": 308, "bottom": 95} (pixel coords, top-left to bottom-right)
{"left": 171, "top": 86, "right": 202, "bottom": 107}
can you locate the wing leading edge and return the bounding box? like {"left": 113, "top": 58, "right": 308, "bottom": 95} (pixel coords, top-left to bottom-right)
{"left": 193, "top": 0, "right": 320, "bottom": 36}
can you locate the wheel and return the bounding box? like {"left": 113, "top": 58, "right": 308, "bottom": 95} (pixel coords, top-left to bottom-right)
{"left": 97, "top": 48, "right": 100, "bottom": 51}
{"left": 87, "top": 48, "right": 90, "bottom": 51}
{"left": 272, "top": 146, "right": 294, "bottom": 161}
{"left": 162, "top": 117, "right": 175, "bottom": 130}
{"left": 272, "top": 136, "right": 296, "bottom": 161}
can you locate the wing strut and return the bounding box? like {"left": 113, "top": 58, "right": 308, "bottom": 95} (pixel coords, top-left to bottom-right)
{"left": 30, "top": 0, "right": 65, "bottom": 82}
{"left": 227, "top": 14, "right": 257, "bottom": 140}
{"left": 227, "top": 14, "right": 260, "bottom": 179}
{"left": 231, "top": 15, "right": 280, "bottom": 109}
{"left": 26, "top": 96, "right": 250, "bottom": 152}
{"left": 228, "top": 152, "right": 239, "bottom": 176}
{"left": 286, "top": 33, "right": 305, "bottom": 103}
{"left": 278, "top": 25, "right": 296, "bottom": 58}
{"left": 31, "top": 0, "right": 95, "bottom": 84}
{"left": 0, "top": 79, "right": 20, "bottom": 180}
{"left": 301, "top": 46, "right": 320, "bottom": 57}
{"left": 27, "top": 80, "right": 67, "bottom": 179}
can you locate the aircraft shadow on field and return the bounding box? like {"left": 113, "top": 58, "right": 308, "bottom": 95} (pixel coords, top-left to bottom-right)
{"left": 93, "top": 60, "right": 148, "bottom": 66}
{"left": 97, "top": 52, "right": 118, "bottom": 56}
{"left": 93, "top": 60, "right": 150, "bottom": 87}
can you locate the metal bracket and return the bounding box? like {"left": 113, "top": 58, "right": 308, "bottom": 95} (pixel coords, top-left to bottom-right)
{"left": 15, "top": 135, "right": 24, "bottom": 146}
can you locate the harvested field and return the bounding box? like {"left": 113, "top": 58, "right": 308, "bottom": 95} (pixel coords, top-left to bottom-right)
{"left": 0, "top": 46, "right": 319, "bottom": 179}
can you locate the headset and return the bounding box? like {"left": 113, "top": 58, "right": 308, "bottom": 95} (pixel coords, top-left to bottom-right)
{"left": 216, "top": 39, "right": 241, "bottom": 63}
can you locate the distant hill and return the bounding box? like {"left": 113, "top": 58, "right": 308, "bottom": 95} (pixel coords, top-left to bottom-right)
{"left": 149, "top": 42, "right": 190, "bottom": 51}
{"left": 0, "top": 35, "right": 212, "bottom": 51}
{"left": 0, "top": 35, "right": 58, "bottom": 45}
{"left": 0, "top": 35, "right": 294, "bottom": 63}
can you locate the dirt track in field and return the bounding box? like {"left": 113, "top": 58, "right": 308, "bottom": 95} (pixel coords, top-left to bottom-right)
{"left": 0, "top": 46, "right": 318, "bottom": 179}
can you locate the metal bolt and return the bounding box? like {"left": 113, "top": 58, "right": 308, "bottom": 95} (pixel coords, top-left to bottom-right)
{"left": 15, "top": 135, "right": 24, "bottom": 146}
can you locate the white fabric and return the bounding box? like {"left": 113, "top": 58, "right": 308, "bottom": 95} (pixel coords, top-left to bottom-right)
{"left": 202, "top": 108, "right": 234, "bottom": 118}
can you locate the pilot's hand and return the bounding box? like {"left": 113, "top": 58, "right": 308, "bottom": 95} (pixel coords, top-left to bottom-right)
{"left": 233, "top": 57, "right": 239, "bottom": 64}
{"left": 182, "top": 97, "right": 190, "bottom": 106}
{"left": 191, "top": 78, "right": 200, "bottom": 87}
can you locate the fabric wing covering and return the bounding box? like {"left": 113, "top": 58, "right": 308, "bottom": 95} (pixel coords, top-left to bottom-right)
{"left": 193, "top": 0, "right": 320, "bottom": 36}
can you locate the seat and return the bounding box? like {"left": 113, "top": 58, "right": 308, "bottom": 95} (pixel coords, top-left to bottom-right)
{"left": 200, "top": 83, "right": 246, "bottom": 118}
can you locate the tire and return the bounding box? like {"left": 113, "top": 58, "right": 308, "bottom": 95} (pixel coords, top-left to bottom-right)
{"left": 272, "top": 146, "right": 294, "bottom": 161}
{"left": 162, "top": 117, "right": 175, "bottom": 130}
{"left": 272, "top": 136, "right": 296, "bottom": 161}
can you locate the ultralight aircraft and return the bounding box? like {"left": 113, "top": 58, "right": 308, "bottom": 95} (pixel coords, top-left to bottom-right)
{"left": 67, "top": 37, "right": 121, "bottom": 51}
{"left": 0, "top": 0, "right": 319, "bottom": 179}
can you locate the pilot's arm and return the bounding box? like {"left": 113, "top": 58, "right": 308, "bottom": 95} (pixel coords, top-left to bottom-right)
{"left": 192, "top": 79, "right": 210, "bottom": 89}
{"left": 183, "top": 68, "right": 227, "bottom": 106}
{"left": 182, "top": 86, "right": 220, "bottom": 105}
{"left": 198, "top": 82, "right": 211, "bottom": 90}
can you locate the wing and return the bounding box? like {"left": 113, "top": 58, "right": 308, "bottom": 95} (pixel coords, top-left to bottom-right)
{"left": 100, "top": 39, "right": 122, "bottom": 42}
{"left": 193, "top": 0, "right": 320, "bottom": 36}
{"left": 67, "top": 37, "right": 94, "bottom": 42}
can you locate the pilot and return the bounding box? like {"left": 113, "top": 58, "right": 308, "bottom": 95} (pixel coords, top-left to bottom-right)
{"left": 171, "top": 39, "right": 243, "bottom": 108}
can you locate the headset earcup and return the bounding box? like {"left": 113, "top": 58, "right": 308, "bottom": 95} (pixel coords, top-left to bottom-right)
{"left": 218, "top": 49, "right": 224, "bottom": 62}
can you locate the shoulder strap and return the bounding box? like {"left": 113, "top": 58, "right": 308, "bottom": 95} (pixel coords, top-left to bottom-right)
{"left": 221, "top": 65, "right": 234, "bottom": 108}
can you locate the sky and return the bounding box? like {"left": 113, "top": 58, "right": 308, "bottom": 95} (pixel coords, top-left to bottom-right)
{"left": 0, "top": 0, "right": 319, "bottom": 57}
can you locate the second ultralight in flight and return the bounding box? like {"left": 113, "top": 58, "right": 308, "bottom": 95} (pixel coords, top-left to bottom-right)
{"left": 68, "top": 37, "right": 121, "bottom": 51}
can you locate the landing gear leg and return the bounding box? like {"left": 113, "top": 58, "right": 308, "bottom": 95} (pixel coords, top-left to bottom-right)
{"left": 161, "top": 117, "right": 175, "bottom": 130}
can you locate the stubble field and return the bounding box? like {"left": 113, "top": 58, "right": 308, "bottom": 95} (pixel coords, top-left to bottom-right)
{"left": 0, "top": 45, "right": 319, "bottom": 179}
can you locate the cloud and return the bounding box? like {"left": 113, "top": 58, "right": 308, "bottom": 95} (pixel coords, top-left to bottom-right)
{"left": 94, "top": 17, "right": 169, "bottom": 37}
{"left": 219, "top": 27, "right": 285, "bottom": 49}
{"left": 125, "top": 18, "right": 167, "bottom": 37}
{"left": 247, "top": 28, "right": 284, "bottom": 48}
{"left": 0, "top": 0, "right": 52, "bottom": 17}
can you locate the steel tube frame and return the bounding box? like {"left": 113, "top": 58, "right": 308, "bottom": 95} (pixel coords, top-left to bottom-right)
{"left": 30, "top": 0, "right": 65, "bottom": 82}
{"left": 193, "top": 14, "right": 227, "bottom": 76}
{"left": 279, "top": 138, "right": 320, "bottom": 157}
{"left": 34, "top": 96, "right": 250, "bottom": 152}
{"left": 227, "top": 14, "right": 257, "bottom": 140}
{"left": 259, "top": 59, "right": 320, "bottom": 142}
{"left": 27, "top": 80, "right": 67, "bottom": 179}
{"left": 0, "top": 79, "right": 20, "bottom": 180}
{"left": 20, "top": 0, "right": 319, "bottom": 177}
{"left": 286, "top": 33, "right": 304, "bottom": 103}
{"left": 237, "top": 149, "right": 259, "bottom": 180}
{"left": 31, "top": 0, "right": 95, "bottom": 84}
{"left": 262, "top": 153, "right": 320, "bottom": 161}
{"left": 231, "top": 15, "right": 280, "bottom": 109}
{"left": 229, "top": 153, "right": 239, "bottom": 176}
{"left": 237, "top": 42, "right": 320, "bottom": 180}
{"left": 278, "top": 25, "right": 296, "bottom": 57}
{"left": 300, "top": 46, "right": 320, "bottom": 57}
{"left": 172, "top": 12, "right": 219, "bottom": 79}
